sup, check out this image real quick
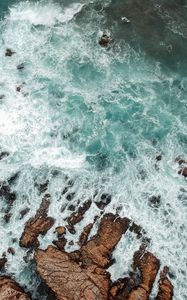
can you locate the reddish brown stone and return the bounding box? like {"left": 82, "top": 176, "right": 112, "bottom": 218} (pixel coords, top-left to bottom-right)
{"left": 127, "top": 247, "right": 160, "bottom": 300}
{"left": 66, "top": 199, "right": 92, "bottom": 234}
{"left": 79, "top": 223, "right": 94, "bottom": 246}
{"left": 0, "top": 276, "right": 30, "bottom": 299}
{"left": 155, "top": 267, "right": 173, "bottom": 300}
{"left": 81, "top": 214, "right": 130, "bottom": 268}
{"left": 55, "top": 226, "right": 66, "bottom": 237}
{"left": 35, "top": 245, "right": 110, "bottom": 300}
{"left": 20, "top": 196, "right": 55, "bottom": 248}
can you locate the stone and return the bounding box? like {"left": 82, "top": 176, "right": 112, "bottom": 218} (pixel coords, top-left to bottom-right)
{"left": 95, "top": 193, "right": 112, "bottom": 210}
{"left": 5, "top": 48, "right": 16, "bottom": 56}
{"left": 155, "top": 267, "right": 173, "bottom": 300}
{"left": 66, "top": 199, "right": 92, "bottom": 234}
{"left": 20, "top": 196, "right": 55, "bottom": 248}
{"left": 99, "top": 34, "right": 112, "bottom": 47}
{"left": 0, "top": 276, "right": 30, "bottom": 299}
{"left": 127, "top": 247, "right": 160, "bottom": 300}
{"left": 178, "top": 167, "right": 187, "bottom": 177}
{"left": 7, "top": 247, "right": 15, "bottom": 255}
{"left": 0, "top": 255, "right": 7, "bottom": 271}
{"left": 81, "top": 213, "right": 130, "bottom": 268}
{"left": 19, "top": 207, "right": 30, "bottom": 219}
{"left": 35, "top": 245, "right": 111, "bottom": 300}
{"left": 0, "top": 151, "right": 9, "bottom": 160}
{"left": 55, "top": 226, "right": 66, "bottom": 237}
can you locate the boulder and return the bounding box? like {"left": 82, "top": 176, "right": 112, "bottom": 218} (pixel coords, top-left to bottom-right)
{"left": 155, "top": 267, "right": 173, "bottom": 300}
{"left": 0, "top": 276, "right": 30, "bottom": 300}
{"left": 35, "top": 245, "right": 110, "bottom": 300}
{"left": 20, "top": 195, "right": 55, "bottom": 248}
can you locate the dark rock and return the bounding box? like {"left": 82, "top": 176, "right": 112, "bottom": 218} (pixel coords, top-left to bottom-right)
{"left": 67, "top": 204, "right": 75, "bottom": 211}
{"left": 0, "top": 276, "right": 30, "bottom": 299}
{"left": 0, "top": 151, "right": 9, "bottom": 160}
{"left": 17, "top": 63, "right": 25, "bottom": 70}
{"left": 66, "top": 199, "right": 92, "bottom": 234}
{"left": 95, "top": 193, "right": 112, "bottom": 210}
{"left": 0, "top": 95, "right": 5, "bottom": 100}
{"left": 3, "top": 212, "right": 12, "bottom": 223}
{"left": 66, "top": 192, "right": 75, "bottom": 201}
{"left": 5, "top": 48, "right": 16, "bottom": 57}
{"left": 16, "top": 86, "right": 21, "bottom": 92}
{"left": 156, "top": 154, "right": 162, "bottom": 161}
{"left": 19, "top": 207, "right": 30, "bottom": 219}
{"left": 148, "top": 195, "right": 161, "bottom": 208}
{"left": 178, "top": 167, "right": 187, "bottom": 177}
{"left": 20, "top": 195, "right": 55, "bottom": 248}
{"left": 35, "top": 180, "right": 49, "bottom": 194}
{"left": 0, "top": 255, "right": 7, "bottom": 271}
{"left": 7, "top": 247, "right": 15, "bottom": 255}
{"left": 53, "top": 237, "right": 67, "bottom": 251}
{"left": 99, "top": 34, "right": 112, "bottom": 47}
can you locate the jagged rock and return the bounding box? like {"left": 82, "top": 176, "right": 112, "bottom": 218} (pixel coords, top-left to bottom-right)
{"left": 127, "top": 247, "right": 160, "bottom": 300}
{"left": 55, "top": 226, "right": 66, "bottom": 237}
{"left": 5, "top": 48, "right": 16, "bottom": 56}
{"left": 19, "top": 207, "right": 30, "bottom": 219}
{"left": 79, "top": 223, "right": 94, "bottom": 246}
{"left": 35, "top": 245, "right": 111, "bottom": 300}
{"left": 148, "top": 195, "right": 161, "bottom": 208}
{"left": 81, "top": 213, "right": 130, "bottom": 268}
{"left": 66, "top": 199, "right": 92, "bottom": 234}
{"left": 20, "top": 195, "right": 55, "bottom": 248}
{"left": 99, "top": 34, "right": 112, "bottom": 47}
{"left": 0, "top": 276, "right": 30, "bottom": 299}
{"left": 7, "top": 247, "right": 15, "bottom": 255}
{"left": 0, "top": 255, "right": 7, "bottom": 271}
{"left": 95, "top": 193, "right": 112, "bottom": 210}
{"left": 178, "top": 167, "right": 187, "bottom": 177}
{"left": 155, "top": 267, "right": 173, "bottom": 300}
{"left": 156, "top": 155, "right": 162, "bottom": 161}
{"left": 52, "top": 237, "right": 67, "bottom": 251}
{"left": 0, "top": 151, "right": 9, "bottom": 160}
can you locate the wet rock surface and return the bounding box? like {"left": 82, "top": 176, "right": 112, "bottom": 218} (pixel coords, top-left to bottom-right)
{"left": 0, "top": 276, "right": 31, "bottom": 300}
{"left": 34, "top": 213, "right": 173, "bottom": 300}
{"left": 20, "top": 195, "right": 55, "bottom": 248}
{"left": 155, "top": 267, "right": 174, "bottom": 300}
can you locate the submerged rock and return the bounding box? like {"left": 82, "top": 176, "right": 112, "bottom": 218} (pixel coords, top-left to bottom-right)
{"left": 0, "top": 254, "right": 7, "bottom": 271}
{"left": 178, "top": 167, "right": 187, "bottom": 178}
{"left": 5, "top": 48, "right": 16, "bottom": 57}
{"left": 20, "top": 195, "right": 55, "bottom": 248}
{"left": 66, "top": 199, "right": 92, "bottom": 234}
{"left": 0, "top": 276, "right": 30, "bottom": 299}
{"left": 99, "top": 34, "right": 113, "bottom": 47}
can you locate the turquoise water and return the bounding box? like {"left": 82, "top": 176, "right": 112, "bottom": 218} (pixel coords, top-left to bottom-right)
{"left": 0, "top": 0, "right": 187, "bottom": 299}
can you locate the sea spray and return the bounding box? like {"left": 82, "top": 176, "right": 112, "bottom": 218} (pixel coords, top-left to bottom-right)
{"left": 0, "top": 0, "right": 187, "bottom": 299}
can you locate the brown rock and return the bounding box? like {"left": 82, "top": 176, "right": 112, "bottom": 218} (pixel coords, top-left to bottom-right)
{"left": 20, "top": 196, "right": 55, "bottom": 248}
{"left": 55, "top": 226, "right": 66, "bottom": 237}
{"left": 66, "top": 199, "right": 92, "bottom": 234}
{"left": 127, "top": 247, "right": 160, "bottom": 300}
{"left": 35, "top": 245, "right": 110, "bottom": 300}
{"left": 178, "top": 167, "right": 187, "bottom": 177}
{"left": 79, "top": 223, "right": 94, "bottom": 246}
{"left": 81, "top": 213, "right": 130, "bottom": 268}
{"left": 53, "top": 237, "right": 67, "bottom": 251}
{"left": 0, "top": 276, "right": 30, "bottom": 299}
{"left": 155, "top": 267, "right": 173, "bottom": 300}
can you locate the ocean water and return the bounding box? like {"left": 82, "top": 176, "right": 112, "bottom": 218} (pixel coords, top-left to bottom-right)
{"left": 0, "top": 0, "right": 187, "bottom": 299}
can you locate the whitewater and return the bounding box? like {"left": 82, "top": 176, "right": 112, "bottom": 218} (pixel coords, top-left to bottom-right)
{"left": 0, "top": 0, "right": 187, "bottom": 299}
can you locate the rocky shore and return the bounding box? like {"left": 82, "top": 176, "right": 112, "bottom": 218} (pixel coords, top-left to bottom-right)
{"left": 0, "top": 204, "right": 174, "bottom": 300}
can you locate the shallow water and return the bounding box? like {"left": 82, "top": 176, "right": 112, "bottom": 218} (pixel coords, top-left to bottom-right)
{"left": 0, "top": 0, "right": 187, "bottom": 299}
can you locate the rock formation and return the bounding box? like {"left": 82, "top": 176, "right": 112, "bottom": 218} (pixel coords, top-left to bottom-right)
{"left": 20, "top": 195, "right": 54, "bottom": 248}
{"left": 0, "top": 276, "right": 31, "bottom": 300}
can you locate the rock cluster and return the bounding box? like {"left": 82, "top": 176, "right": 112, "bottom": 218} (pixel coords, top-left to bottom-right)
{"left": 34, "top": 213, "right": 173, "bottom": 300}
